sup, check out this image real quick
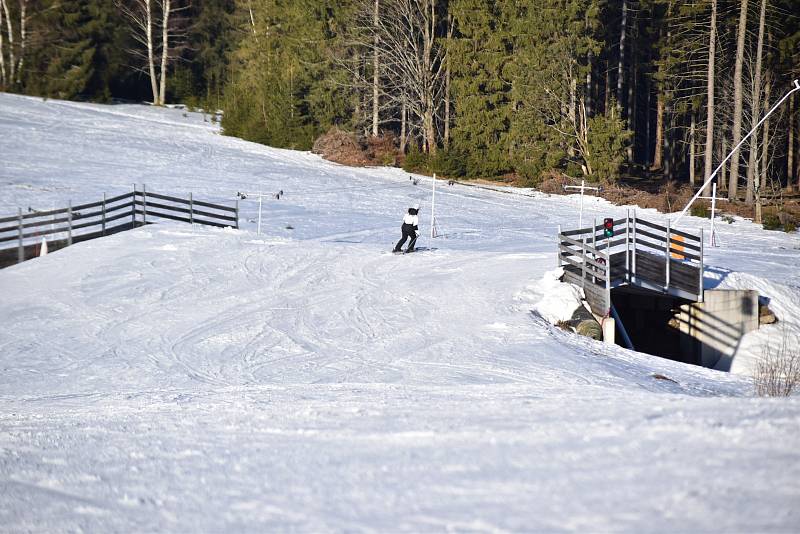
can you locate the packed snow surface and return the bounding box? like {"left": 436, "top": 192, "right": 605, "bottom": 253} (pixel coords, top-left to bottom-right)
{"left": 1, "top": 93, "right": 799, "bottom": 532}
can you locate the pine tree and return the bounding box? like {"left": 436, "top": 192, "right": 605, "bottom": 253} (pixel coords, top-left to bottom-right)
{"left": 449, "top": 0, "right": 512, "bottom": 177}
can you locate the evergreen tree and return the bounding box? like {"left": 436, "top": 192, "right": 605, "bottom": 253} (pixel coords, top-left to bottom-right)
{"left": 449, "top": 0, "right": 512, "bottom": 177}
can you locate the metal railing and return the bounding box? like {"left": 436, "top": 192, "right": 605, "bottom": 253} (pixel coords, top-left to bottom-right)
{"left": 558, "top": 211, "right": 703, "bottom": 315}
{"left": 0, "top": 185, "right": 239, "bottom": 268}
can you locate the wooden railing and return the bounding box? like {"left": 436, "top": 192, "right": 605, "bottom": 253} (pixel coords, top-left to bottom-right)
{"left": 0, "top": 186, "right": 239, "bottom": 268}
{"left": 558, "top": 212, "right": 704, "bottom": 315}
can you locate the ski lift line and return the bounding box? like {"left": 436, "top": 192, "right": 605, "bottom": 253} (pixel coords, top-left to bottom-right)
{"left": 674, "top": 78, "right": 800, "bottom": 227}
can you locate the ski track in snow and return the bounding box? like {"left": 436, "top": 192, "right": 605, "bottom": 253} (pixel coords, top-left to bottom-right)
{"left": 0, "top": 93, "right": 799, "bottom": 532}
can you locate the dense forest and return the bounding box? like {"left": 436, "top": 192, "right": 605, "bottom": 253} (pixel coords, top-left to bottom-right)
{"left": 2, "top": 0, "right": 799, "bottom": 201}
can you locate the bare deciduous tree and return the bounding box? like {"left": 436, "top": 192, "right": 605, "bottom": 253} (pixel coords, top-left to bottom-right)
{"left": 117, "top": 0, "right": 188, "bottom": 106}
{"left": 728, "top": 0, "right": 748, "bottom": 200}
{"left": 347, "top": 0, "right": 447, "bottom": 154}
{"left": 753, "top": 327, "right": 800, "bottom": 397}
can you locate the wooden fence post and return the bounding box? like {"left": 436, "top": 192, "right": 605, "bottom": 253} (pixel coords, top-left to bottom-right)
{"left": 665, "top": 219, "right": 671, "bottom": 291}
{"left": 632, "top": 211, "right": 637, "bottom": 282}
{"left": 102, "top": 192, "right": 106, "bottom": 236}
{"left": 17, "top": 208, "right": 24, "bottom": 264}
{"left": 625, "top": 210, "right": 630, "bottom": 283}
{"left": 235, "top": 199, "right": 239, "bottom": 229}
{"left": 605, "top": 249, "right": 611, "bottom": 314}
{"left": 142, "top": 184, "right": 147, "bottom": 225}
{"left": 592, "top": 218, "right": 597, "bottom": 284}
{"left": 581, "top": 237, "right": 587, "bottom": 288}
{"left": 131, "top": 184, "right": 136, "bottom": 228}
{"left": 190, "top": 192, "right": 194, "bottom": 225}
{"left": 699, "top": 228, "right": 704, "bottom": 303}
{"left": 557, "top": 225, "right": 562, "bottom": 268}
{"left": 67, "top": 200, "right": 73, "bottom": 246}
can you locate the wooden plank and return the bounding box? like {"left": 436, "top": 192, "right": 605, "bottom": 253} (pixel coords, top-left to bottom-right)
{"left": 138, "top": 209, "right": 233, "bottom": 228}
{"left": 105, "top": 192, "right": 134, "bottom": 204}
{"left": 0, "top": 223, "right": 72, "bottom": 243}
{"left": 0, "top": 216, "right": 70, "bottom": 234}
{"left": 71, "top": 199, "right": 105, "bottom": 211}
{"left": 192, "top": 198, "right": 237, "bottom": 213}
{"left": 134, "top": 200, "right": 237, "bottom": 223}
{"left": 19, "top": 206, "right": 70, "bottom": 220}
{"left": 559, "top": 234, "right": 608, "bottom": 259}
{"left": 560, "top": 228, "right": 592, "bottom": 237}
{"left": 636, "top": 217, "right": 668, "bottom": 232}
{"left": 670, "top": 226, "right": 701, "bottom": 242}
{"left": 142, "top": 191, "right": 238, "bottom": 214}
{"left": 670, "top": 235, "right": 701, "bottom": 252}
{"left": 142, "top": 190, "right": 190, "bottom": 205}
{"left": 560, "top": 253, "right": 608, "bottom": 281}
{"left": 559, "top": 244, "right": 608, "bottom": 272}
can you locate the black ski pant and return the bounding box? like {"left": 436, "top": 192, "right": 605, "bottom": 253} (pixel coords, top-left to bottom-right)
{"left": 394, "top": 223, "right": 417, "bottom": 252}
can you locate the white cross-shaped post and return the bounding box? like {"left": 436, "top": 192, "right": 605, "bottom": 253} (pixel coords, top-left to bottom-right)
{"left": 237, "top": 191, "right": 278, "bottom": 235}
{"left": 563, "top": 179, "right": 603, "bottom": 229}
{"left": 696, "top": 182, "right": 730, "bottom": 247}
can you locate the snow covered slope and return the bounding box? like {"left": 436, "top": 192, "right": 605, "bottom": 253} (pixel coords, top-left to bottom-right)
{"left": 1, "top": 93, "right": 799, "bottom": 532}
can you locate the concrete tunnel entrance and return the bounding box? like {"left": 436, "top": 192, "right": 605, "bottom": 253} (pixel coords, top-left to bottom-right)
{"left": 610, "top": 287, "right": 761, "bottom": 371}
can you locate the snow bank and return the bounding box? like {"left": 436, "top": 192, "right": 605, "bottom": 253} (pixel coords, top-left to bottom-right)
{"left": 0, "top": 94, "right": 799, "bottom": 532}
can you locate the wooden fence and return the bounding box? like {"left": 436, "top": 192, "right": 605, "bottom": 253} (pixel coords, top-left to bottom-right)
{"left": 0, "top": 186, "right": 239, "bottom": 268}
{"left": 558, "top": 212, "right": 704, "bottom": 316}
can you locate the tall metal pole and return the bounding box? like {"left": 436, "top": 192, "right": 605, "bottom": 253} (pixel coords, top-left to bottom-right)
{"left": 257, "top": 193, "right": 263, "bottom": 236}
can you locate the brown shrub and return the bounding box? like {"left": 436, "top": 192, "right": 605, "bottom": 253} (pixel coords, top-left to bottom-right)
{"left": 312, "top": 127, "right": 371, "bottom": 166}
{"left": 366, "top": 133, "right": 400, "bottom": 166}
{"left": 312, "top": 128, "right": 400, "bottom": 167}
{"left": 537, "top": 171, "right": 579, "bottom": 194}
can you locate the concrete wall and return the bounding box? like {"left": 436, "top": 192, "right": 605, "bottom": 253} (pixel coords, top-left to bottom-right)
{"left": 677, "top": 290, "right": 760, "bottom": 371}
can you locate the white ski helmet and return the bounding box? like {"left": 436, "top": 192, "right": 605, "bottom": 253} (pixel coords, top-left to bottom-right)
{"left": 413, "top": 203, "right": 420, "bottom": 210}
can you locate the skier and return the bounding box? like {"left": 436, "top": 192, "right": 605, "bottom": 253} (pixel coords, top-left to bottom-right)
{"left": 393, "top": 204, "right": 420, "bottom": 253}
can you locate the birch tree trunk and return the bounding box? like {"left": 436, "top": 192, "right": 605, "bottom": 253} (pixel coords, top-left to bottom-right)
{"left": 745, "top": 0, "right": 767, "bottom": 205}
{"left": 443, "top": 12, "right": 452, "bottom": 149}
{"left": 400, "top": 99, "right": 407, "bottom": 153}
{"left": 1, "top": 0, "right": 15, "bottom": 84}
{"left": 0, "top": 2, "right": 5, "bottom": 87}
{"left": 422, "top": 0, "right": 436, "bottom": 155}
{"left": 146, "top": 0, "right": 159, "bottom": 105}
{"left": 761, "top": 78, "right": 770, "bottom": 191}
{"left": 617, "top": 0, "right": 627, "bottom": 117}
{"left": 728, "top": 0, "right": 748, "bottom": 201}
{"left": 586, "top": 52, "right": 593, "bottom": 117}
{"left": 14, "top": 0, "right": 24, "bottom": 84}
{"left": 703, "top": 0, "right": 717, "bottom": 183}
{"left": 371, "top": 0, "right": 379, "bottom": 137}
{"left": 158, "top": 0, "right": 171, "bottom": 106}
